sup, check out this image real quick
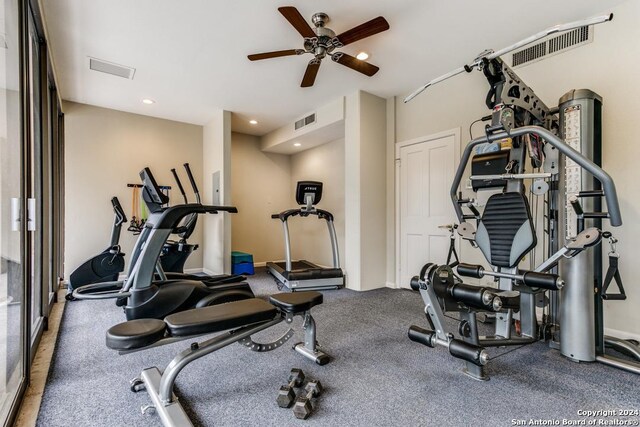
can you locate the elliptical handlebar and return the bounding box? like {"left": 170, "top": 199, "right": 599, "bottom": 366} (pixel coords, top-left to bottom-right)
{"left": 183, "top": 163, "right": 201, "bottom": 204}
{"left": 154, "top": 204, "right": 237, "bottom": 229}
{"left": 170, "top": 168, "right": 188, "bottom": 204}
{"left": 111, "top": 197, "right": 127, "bottom": 225}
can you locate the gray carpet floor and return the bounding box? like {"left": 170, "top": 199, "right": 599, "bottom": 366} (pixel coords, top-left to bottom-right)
{"left": 37, "top": 268, "right": 639, "bottom": 426}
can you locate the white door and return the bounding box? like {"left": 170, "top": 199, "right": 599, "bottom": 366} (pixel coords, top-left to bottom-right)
{"left": 398, "top": 132, "right": 458, "bottom": 289}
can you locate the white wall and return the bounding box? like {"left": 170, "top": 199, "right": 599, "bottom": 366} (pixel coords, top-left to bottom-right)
{"left": 230, "top": 132, "right": 291, "bottom": 264}
{"left": 289, "top": 138, "right": 345, "bottom": 268}
{"left": 392, "top": 0, "right": 640, "bottom": 336}
{"left": 345, "top": 91, "right": 387, "bottom": 291}
{"left": 63, "top": 101, "right": 204, "bottom": 279}
{"left": 202, "top": 110, "right": 232, "bottom": 274}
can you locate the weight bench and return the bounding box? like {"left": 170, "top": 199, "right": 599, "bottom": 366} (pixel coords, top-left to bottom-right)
{"left": 106, "top": 291, "right": 330, "bottom": 427}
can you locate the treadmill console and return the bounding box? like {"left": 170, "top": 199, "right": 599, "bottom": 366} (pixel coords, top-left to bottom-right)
{"left": 296, "top": 181, "right": 322, "bottom": 207}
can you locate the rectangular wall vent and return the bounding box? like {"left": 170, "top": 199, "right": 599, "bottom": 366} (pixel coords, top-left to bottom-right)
{"left": 295, "top": 113, "right": 316, "bottom": 130}
{"left": 89, "top": 57, "right": 136, "bottom": 79}
{"left": 512, "top": 41, "right": 547, "bottom": 67}
{"left": 549, "top": 25, "right": 590, "bottom": 54}
{"left": 512, "top": 25, "right": 592, "bottom": 68}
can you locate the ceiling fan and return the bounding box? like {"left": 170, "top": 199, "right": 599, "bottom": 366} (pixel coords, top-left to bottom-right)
{"left": 248, "top": 6, "right": 389, "bottom": 87}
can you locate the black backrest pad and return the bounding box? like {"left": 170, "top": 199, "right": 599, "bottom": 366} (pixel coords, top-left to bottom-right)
{"left": 296, "top": 181, "right": 322, "bottom": 205}
{"left": 475, "top": 192, "right": 536, "bottom": 268}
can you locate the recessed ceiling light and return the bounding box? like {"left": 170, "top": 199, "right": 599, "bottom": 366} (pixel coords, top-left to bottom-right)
{"left": 293, "top": 143, "right": 301, "bottom": 147}
{"left": 142, "top": 98, "right": 155, "bottom": 105}
{"left": 249, "top": 120, "right": 258, "bottom": 125}
{"left": 356, "top": 52, "right": 369, "bottom": 61}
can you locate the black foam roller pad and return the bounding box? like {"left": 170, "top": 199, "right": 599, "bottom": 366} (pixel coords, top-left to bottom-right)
{"left": 449, "top": 283, "right": 496, "bottom": 311}
{"left": 457, "top": 263, "right": 484, "bottom": 278}
{"left": 410, "top": 276, "right": 421, "bottom": 291}
{"left": 521, "top": 271, "right": 561, "bottom": 290}
{"left": 449, "top": 339, "right": 486, "bottom": 366}
{"left": 408, "top": 325, "right": 435, "bottom": 348}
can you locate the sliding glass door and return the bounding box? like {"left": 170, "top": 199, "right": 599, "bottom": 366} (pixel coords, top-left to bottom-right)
{"left": 0, "top": 0, "right": 26, "bottom": 421}
{"left": 27, "top": 6, "right": 43, "bottom": 348}
{"left": 0, "top": 0, "right": 63, "bottom": 423}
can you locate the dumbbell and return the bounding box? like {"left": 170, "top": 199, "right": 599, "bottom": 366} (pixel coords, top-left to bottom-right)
{"left": 276, "top": 368, "right": 305, "bottom": 408}
{"left": 292, "top": 380, "right": 323, "bottom": 420}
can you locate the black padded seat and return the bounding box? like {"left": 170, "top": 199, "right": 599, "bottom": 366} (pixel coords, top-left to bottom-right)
{"left": 106, "top": 318, "right": 167, "bottom": 351}
{"left": 269, "top": 291, "right": 323, "bottom": 313}
{"left": 165, "top": 298, "right": 277, "bottom": 337}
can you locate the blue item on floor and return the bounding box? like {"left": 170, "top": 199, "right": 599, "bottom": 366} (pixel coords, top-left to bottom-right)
{"left": 232, "top": 251, "right": 254, "bottom": 275}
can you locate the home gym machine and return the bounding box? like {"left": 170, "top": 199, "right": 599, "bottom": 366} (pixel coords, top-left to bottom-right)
{"left": 404, "top": 13, "right": 640, "bottom": 380}
{"left": 72, "top": 167, "right": 254, "bottom": 320}
{"left": 267, "top": 181, "right": 344, "bottom": 291}
{"left": 67, "top": 197, "right": 127, "bottom": 295}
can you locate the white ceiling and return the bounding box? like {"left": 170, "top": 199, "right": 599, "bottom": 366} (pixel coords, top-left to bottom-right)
{"left": 40, "top": 0, "right": 626, "bottom": 136}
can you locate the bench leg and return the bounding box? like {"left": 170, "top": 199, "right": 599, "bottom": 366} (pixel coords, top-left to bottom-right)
{"left": 294, "top": 311, "right": 331, "bottom": 365}
{"left": 140, "top": 367, "right": 193, "bottom": 427}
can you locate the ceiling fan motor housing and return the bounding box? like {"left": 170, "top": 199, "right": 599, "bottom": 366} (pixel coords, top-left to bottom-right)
{"left": 307, "top": 13, "right": 336, "bottom": 59}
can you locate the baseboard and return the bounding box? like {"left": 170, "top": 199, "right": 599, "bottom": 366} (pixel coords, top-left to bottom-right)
{"left": 183, "top": 268, "right": 204, "bottom": 274}
{"left": 385, "top": 281, "right": 397, "bottom": 289}
{"left": 202, "top": 268, "right": 215, "bottom": 276}
{"left": 604, "top": 327, "right": 640, "bottom": 342}
{"left": 253, "top": 262, "right": 267, "bottom": 268}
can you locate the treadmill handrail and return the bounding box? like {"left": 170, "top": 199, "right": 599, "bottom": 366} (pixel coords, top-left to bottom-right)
{"left": 271, "top": 208, "right": 334, "bottom": 222}
{"left": 450, "top": 125, "right": 622, "bottom": 227}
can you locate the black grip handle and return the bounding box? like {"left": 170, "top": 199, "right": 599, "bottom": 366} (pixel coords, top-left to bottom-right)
{"left": 183, "top": 163, "right": 199, "bottom": 194}
{"left": 570, "top": 197, "right": 584, "bottom": 216}
{"left": 111, "top": 197, "right": 127, "bottom": 223}
{"left": 521, "top": 271, "right": 562, "bottom": 290}
{"left": 457, "top": 263, "right": 484, "bottom": 278}
{"left": 578, "top": 190, "right": 604, "bottom": 198}
{"left": 271, "top": 214, "right": 279, "bottom": 219}
{"left": 171, "top": 168, "right": 187, "bottom": 199}
{"left": 583, "top": 212, "right": 610, "bottom": 219}
{"left": 408, "top": 325, "right": 435, "bottom": 348}
{"left": 602, "top": 294, "right": 626, "bottom": 301}
{"left": 449, "top": 339, "right": 487, "bottom": 366}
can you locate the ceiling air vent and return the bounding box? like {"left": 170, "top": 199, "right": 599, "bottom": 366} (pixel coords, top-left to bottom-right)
{"left": 89, "top": 57, "right": 136, "bottom": 79}
{"left": 295, "top": 113, "right": 316, "bottom": 131}
{"left": 512, "top": 25, "right": 592, "bottom": 68}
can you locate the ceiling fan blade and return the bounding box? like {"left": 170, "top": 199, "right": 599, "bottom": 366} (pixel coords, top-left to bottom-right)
{"left": 334, "top": 16, "right": 389, "bottom": 47}
{"left": 332, "top": 52, "right": 379, "bottom": 76}
{"left": 248, "top": 49, "right": 302, "bottom": 61}
{"left": 278, "top": 6, "right": 316, "bottom": 38}
{"left": 301, "top": 59, "right": 321, "bottom": 87}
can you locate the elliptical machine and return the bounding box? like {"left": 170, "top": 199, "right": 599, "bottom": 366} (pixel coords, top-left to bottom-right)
{"left": 160, "top": 163, "right": 201, "bottom": 273}
{"left": 158, "top": 163, "right": 245, "bottom": 285}
{"left": 67, "top": 197, "right": 127, "bottom": 298}
{"left": 72, "top": 167, "right": 254, "bottom": 320}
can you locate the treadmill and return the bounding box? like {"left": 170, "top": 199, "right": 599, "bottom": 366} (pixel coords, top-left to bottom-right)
{"left": 267, "top": 181, "right": 344, "bottom": 291}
